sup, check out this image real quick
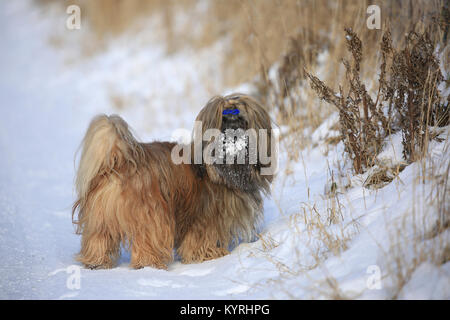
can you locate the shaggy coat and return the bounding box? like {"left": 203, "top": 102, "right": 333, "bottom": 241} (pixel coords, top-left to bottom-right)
{"left": 72, "top": 94, "right": 273, "bottom": 269}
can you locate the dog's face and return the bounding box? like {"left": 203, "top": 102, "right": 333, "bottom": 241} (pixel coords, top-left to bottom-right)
{"left": 221, "top": 103, "right": 248, "bottom": 131}
{"left": 193, "top": 94, "right": 273, "bottom": 193}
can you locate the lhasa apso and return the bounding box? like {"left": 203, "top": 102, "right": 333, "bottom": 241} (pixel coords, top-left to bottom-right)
{"left": 72, "top": 93, "right": 276, "bottom": 269}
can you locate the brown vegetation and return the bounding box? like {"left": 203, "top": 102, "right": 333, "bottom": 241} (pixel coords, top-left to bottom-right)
{"left": 306, "top": 24, "right": 448, "bottom": 173}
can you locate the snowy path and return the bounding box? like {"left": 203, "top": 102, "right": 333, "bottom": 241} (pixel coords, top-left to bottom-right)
{"left": 1, "top": 1, "right": 449, "bottom": 300}
{"left": 0, "top": 1, "right": 283, "bottom": 299}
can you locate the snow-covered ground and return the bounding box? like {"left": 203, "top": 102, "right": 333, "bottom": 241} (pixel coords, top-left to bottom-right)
{"left": 0, "top": 1, "right": 448, "bottom": 300}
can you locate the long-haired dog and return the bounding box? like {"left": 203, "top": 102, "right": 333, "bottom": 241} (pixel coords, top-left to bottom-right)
{"left": 72, "top": 93, "right": 275, "bottom": 269}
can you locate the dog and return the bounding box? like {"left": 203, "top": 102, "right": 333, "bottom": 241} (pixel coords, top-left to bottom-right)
{"left": 72, "top": 93, "right": 275, "bottom": 269}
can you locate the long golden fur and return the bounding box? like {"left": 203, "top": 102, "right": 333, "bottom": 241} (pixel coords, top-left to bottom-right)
{"left": 72, "top": 93, "right": 274, "bottom": 269}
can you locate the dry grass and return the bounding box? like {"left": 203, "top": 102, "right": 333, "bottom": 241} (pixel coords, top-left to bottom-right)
{"left": 306, "top": 23, "right": 448, "bottom": 174}
{"left": 38, "top": 1, "right": 448, "bottom": 158}
{"left": 378, "top": 130, "right": 449, "bottom": 298}
{"left": 39, "top": 0, "right": 447, "bottom": 83}
{"left": 389, "top": 32, "right": 446, "bottom": 162}
{"left": 251, "top": 173, "right": 361, "bottom": 298}
{"left": 363, "top": 163, "right": 407, "bottom": 190}
{"left": 306, "top": 28, "right": 389, "bottom": 174}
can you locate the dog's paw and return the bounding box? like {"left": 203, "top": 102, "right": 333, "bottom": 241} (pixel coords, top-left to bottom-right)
{"left": 181, "top": 247, "right": 230, "bottom": 264}
{"left": 84, "top": 263, "right": 113, "bottom": 270}
{"left": 86, "top": 264, "right": 100, "bottom": 270}
{"left": 130, "top": 260, "right": 169, "bottom": 270}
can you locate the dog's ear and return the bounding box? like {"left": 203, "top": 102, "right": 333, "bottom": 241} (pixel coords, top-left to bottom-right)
{"left": 191, "top": 96, "right": 226, "bottom": 185}
{"left": 195, "top": 96, "right": 225, "bottom": 132}
{"left": 232, "top": 95, "right": 273, "bottom": 174}
{"left": 236, "top": 95, "right": 272, "bottom": 132}
{"left": 191, "top": 96, "right": 226, "bottom": 174}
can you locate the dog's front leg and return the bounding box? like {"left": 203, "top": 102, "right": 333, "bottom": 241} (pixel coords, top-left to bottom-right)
{"left": 177, "top": 221, "right": 230, "bottom": 264}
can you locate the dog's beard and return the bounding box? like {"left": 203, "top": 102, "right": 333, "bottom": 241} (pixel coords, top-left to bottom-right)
{"left": 212, "top": 126, "right": 257, "bottom": 192}
{"left": 213, "top": 163, "right": 255, "bottom": 191}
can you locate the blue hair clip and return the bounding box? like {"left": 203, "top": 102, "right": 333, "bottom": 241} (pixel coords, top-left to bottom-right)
{"left": 223, "top": 109, "right": 240, "bottom": 115}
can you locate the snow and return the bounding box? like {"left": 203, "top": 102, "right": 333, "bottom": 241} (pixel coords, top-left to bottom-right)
{"left": 217, "top": 131, "right": 248, "bottom": 161}
{"left": 397, "top": 262, "right": 450, "bottom": 300}
{"left": 0, "top": 1, "right": 449, "bottom": 300}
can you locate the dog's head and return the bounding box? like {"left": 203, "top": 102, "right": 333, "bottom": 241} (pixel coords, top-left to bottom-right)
{"left": 192, "top": 93, "right": 274, "bottom": 193}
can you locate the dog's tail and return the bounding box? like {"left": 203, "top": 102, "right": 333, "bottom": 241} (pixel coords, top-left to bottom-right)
{"left": 72, "top": 114, "right": 144, "bottom": 228}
